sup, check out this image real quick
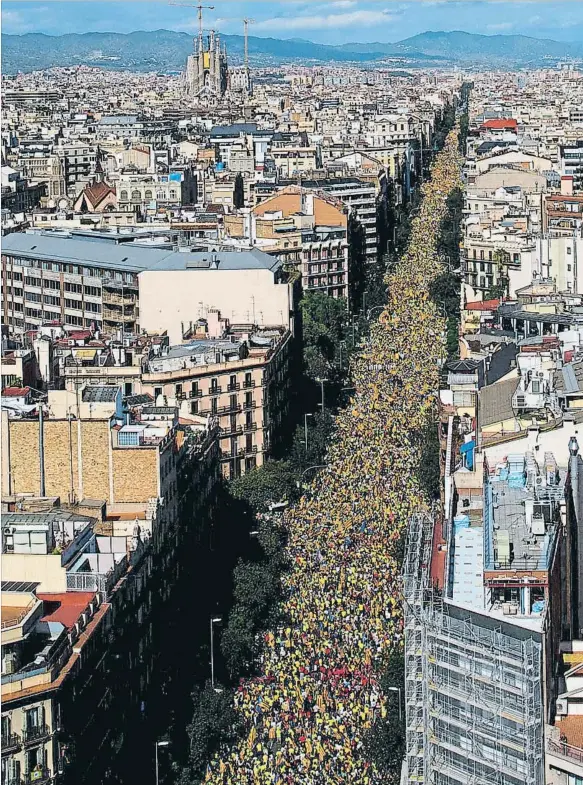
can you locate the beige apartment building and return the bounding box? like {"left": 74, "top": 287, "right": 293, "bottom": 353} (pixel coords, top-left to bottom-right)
{"left": 223, "top": 186, "right": 350, "bottom": 301}
{"left": 58, "top": 317, "right": 293, "bottom": 479}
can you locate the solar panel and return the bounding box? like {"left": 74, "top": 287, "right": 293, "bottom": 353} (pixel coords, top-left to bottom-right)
{"left": 1, "top": 581, "right": 40, "bottom": 593}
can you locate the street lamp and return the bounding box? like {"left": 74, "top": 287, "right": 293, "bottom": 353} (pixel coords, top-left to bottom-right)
{"left": 210, "top": 616, "right": 222, "bottom": 690}
{"left": 367, "top": 305, "right": 385, "bottom": 321}
{"left": 338, "top": 340, "right": 346, "bottom": 371}
{"left": 386, "top": 686, "right": 403, "bottom": 723}
{"left": 155, "top": 740, "right": 170, "bottom": 785}
{"left": 315, "top": 378, "right": 326, "bottom": 412}
{"left": 296, "top": 464, "right": 327, "bottom": 490}
{"left": 304, "top": 413, "right": 313, "bottom": 452}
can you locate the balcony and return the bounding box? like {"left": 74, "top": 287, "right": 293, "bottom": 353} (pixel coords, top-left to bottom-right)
{"left": 217, "top": 403, "right": 242, "bottom": 415}
{"left": 243, "top": 422, "right": 257, "bottom": 432}
{"left": 23, "top": 724, "right": 50, "bottom": 745}
{"left": 243, "top": 380, "right": 256, "bottom": 389}
{"left": 227, "top": 382, "right": 240, "bottom": 391}
{"left": 209, "top": 386, "right": 222, "bottom": 395}
{"left": 189, "top": 389, "right": 202, "bottom": 398}
{"left": 238, "top": 445, "right": 258, "bottom": 456}
{"left": 1, "top": 732, "right": 22, "bottom": 753}
{"left": 220, "top": 424, "right": 243, "bottom": 437}
{"left": 24, "top": 767, "right": 51, "bottom": 784}
{"left": 242, "top": 401, "right": 257, "bottom": 411}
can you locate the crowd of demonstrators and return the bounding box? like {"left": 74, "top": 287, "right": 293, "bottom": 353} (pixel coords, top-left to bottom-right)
{"left": 204, "top": 128, "right": 464, "bottom": 785}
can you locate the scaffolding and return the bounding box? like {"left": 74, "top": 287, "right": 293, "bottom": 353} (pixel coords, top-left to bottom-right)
{"left": 404, "top": 512, "right": 544, "bottom": 785}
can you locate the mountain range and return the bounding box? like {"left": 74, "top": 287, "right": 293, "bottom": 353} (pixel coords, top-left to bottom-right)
{"left": 2, "top": 29, "right": 583, "bottom": 74}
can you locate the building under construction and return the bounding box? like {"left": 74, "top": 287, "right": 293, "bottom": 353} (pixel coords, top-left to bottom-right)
{"left": 403, "top": 444, "right": 568, "bottom": 784}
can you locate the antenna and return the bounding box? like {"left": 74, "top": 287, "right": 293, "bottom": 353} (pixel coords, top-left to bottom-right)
{"left": 243, "top": 18, "right": 255, "bottom": 71}
{"left": 169, "top": 2, "right": 215, "bottom": 38}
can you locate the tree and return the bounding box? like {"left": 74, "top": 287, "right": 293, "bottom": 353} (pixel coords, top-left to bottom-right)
{"left": 175, "top": 684, "right": 239, "bottom": 784}
{"left": 364, "top": 712, "right": 405, "bottom": 783}
{"left": 229, "top": 461, "right": 299, "bottom": 515}
{"left": 365, "top": 647, "right": 406, "bottom": 783}
{"left": 300, "top": 291, "right": 348, "bottom": 380}
{"left": 289, "top": 410, "right": 335, "bottom": 473}
{"left": 220, "top": 605, "right": 257, "bottom": 678}
{"left": 232, "top": 559, "right": 280, "bottom": 614}
{"left": 233, "top": 173, "right": 245, "bottom": 209}
{"left": 257, "top": 517, "right": 288, "bottom": 569}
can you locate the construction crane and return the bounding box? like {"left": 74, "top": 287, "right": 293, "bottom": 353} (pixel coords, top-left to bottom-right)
{"left": 169, "top": 2, "right": 215, "bottom": 38}
{"left": 242, "top": 17, "right": 255, "bottom": 71}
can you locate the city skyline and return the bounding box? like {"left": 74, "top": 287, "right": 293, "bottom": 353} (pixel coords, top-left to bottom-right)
{"left": 3, "top": 0, "right": 583, "bottom": 44}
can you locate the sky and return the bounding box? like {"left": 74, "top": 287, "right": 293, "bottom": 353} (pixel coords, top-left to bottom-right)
{"left": 3, "top": 0, "right": 583, "bottom": 44}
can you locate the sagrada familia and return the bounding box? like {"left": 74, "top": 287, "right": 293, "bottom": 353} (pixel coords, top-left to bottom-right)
{"left": 185, "top": 30, "right": 229, "bottom": 98}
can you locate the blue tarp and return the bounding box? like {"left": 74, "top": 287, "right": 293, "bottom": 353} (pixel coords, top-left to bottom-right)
{"left": 460, "top": 440, "right": 475, "bottom": 470}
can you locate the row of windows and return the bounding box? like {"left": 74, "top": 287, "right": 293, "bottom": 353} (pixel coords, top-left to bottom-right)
{"left": 119, "top": 189, "right": 178, "bottom": 201}
{"left": 5, "top": 256, "right": 135, "bottom": 284}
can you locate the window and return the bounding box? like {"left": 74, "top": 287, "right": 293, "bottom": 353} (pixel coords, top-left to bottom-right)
{"left": 120, "top": 190, "right": 128, "bottom": 201}
{"left": 568, "top": 247, "right": 572, "bottom": 255}
{"left": 175, "top": 384, "right": 183, "bottom": 398}
{"left": 131, "top": 190, "right": 141, "bottom": 201}
{"left": 65, "top": 299, "right": 82, "bottom": 310}
{"left": 210, "top": 378, "right": 218, "bottom": 392}
{"left": 124, "top": 382, "right": 133, "bottom": 396}
{"left": 230, "top": 394, "right": 237, "bottom": 410}
{"left": 246, "top": 434, "right": 253, "bottom": 451}
{"left": 488, "top": 251, "right": 493, "bottom": 261}
{"left": 144, "top": 190, "right": 153, "bottom": 200}
{"left": 211, "top": 398, "right": 218, "bottom": 414}
{"left": 25, "top": 292, "right": 42, "bottom": 303}
{"left": 480, "top": 250, "right": 484, "bottom": 261}
{"left": 229, "top": 374, "right": 237, "bottom": 390}
{"left": 191, "top": 401, "right": 198, "bottom": 415}
{"left": 84, "top": 285, "right": 100, "bottom": 297}
{"left": 64, "top": 282, "right": 82, "bottom": 294}
{"left": 244, "top": 372, "right": 252, "bottom": 388}
{"left": 245, "top": 391, "right": 253, "bottom": 407}
{"left": 154, "top": 387, "right": 162, "bottom": 399}
{"left": 118, "top": 430, "right": 139, "bottom": 446}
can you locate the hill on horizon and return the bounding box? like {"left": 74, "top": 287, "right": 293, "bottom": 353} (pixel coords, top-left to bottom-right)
{"left": 2, "top": 28, "right": 583, "bottom": 74}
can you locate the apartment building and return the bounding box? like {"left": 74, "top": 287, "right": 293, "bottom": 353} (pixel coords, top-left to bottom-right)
{"left": 1, "top": 233, "right": 295, "bottom": 341}
{"left": 282, "top": 177, "right": 378, "bottom": 264}
{"left": 1, "top": 505, "right": 154, "bottom": 785}
{"left": 404, "top": 445, "right": 566, "bottom": 785}
{"left": 56, "top": 315, "right": 293, "bottom": 478}
{"left": 1, "top": 395, "right": 220, "bottom": 782}
{"left": 116, "top": 165, "right": 197, "bottom": 213}
{"left": 225, "top": 186, "right": 352, "bottom": 301}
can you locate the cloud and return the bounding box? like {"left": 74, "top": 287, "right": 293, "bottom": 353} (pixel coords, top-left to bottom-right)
{"left": 486, "top": 21, "right": 515, "bottom": 31}
{"left": 328, "top": 0, "right": 358, "bottom": 8}
{"left": 254, "top": 9, "right": 395, "bottom": 32}
{"left": 2, "top": 8, "right": 32, "bottom": 33}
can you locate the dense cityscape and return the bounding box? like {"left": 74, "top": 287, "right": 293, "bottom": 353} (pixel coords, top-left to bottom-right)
{"left": 3, "top": 3, "right": 583, "bottom": 785}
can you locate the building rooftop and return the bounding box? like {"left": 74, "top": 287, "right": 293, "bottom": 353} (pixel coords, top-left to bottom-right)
{"left": 2, "top": 232, "right": 283, "bottom": 274}
{"left": 82, "top": 386, "right": 119, "bottom": 403}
